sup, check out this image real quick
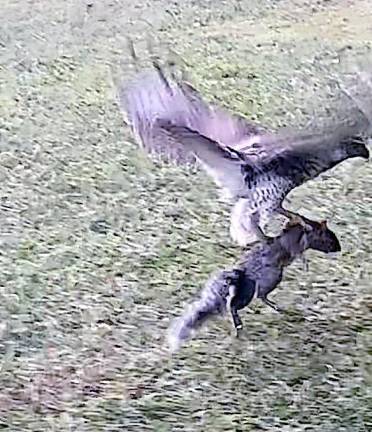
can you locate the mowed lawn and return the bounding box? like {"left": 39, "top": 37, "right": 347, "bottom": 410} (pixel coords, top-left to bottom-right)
{"left": 0, "top": 0, "right": 371, "bottom": 430}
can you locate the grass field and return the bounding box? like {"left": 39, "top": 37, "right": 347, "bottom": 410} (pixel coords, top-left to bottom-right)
{"left": 1, "top": 0, "right": 371, "bottom": 430}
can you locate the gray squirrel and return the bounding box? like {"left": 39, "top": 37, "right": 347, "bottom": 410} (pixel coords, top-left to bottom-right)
{"left": 167, "top": 217, "right": 341, "bottom": 352}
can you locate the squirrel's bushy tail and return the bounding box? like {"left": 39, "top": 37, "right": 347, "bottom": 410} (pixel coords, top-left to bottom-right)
{"left": 167, "top": 270, "right": 239, "bottom": 352}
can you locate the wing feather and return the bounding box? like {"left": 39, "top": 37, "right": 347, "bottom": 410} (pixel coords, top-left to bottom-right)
{"left": 117, "top": 63, "right": 265, "bottom": 166}
{"left": 118, "top": 57, "right": 370, "bottom": 185}
{"left": 157, "top": 121, "right": 250, "bottom": 197}
{"left": 247, "top": 123, "right": 369, "bottom": 187}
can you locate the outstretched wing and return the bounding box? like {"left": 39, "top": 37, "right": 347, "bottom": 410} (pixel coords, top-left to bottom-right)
{"left": 118, "top": 55, "right": 370, "bottom": 192}
{"left": 117, "top": 63, "right": 265, "bottom": 165}
{"left": 157, "top": 120, "right": 250, "bottom": 197}
{"left": 161, "top": 119, "right": 369, "bottom": 200}
{"left": 248, "top": 124, "right": 369, "bottom": 187}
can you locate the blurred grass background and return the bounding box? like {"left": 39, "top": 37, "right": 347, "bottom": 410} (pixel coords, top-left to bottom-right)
{"left": 0, "top": 0, "right": 371, "bottom": 430}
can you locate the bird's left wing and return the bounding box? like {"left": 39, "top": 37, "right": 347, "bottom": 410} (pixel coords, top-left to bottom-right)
{"left": 157, "top": 120, "right": 252, "bottom": 198}
{"left": 117, "top": 60, "right": 266, "bottom": 166}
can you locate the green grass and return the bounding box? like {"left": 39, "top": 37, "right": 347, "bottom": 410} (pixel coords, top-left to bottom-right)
{"left": 0, "top": 0, "right": 371, "bottom": 430}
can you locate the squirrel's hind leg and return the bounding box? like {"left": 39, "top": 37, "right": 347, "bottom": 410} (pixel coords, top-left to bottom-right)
{"left": 231, "top": 305, "right": 243, "bottom": 337}
{"left": 226, "top": 285, "right": 243, "bottom": 337}
{"left": 226, "top": 275, "right": 256, "bottom": 337}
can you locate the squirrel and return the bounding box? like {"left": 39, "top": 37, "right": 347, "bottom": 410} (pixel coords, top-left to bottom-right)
{"left": 167, "top": 217, "right": 341, "bottom": 352}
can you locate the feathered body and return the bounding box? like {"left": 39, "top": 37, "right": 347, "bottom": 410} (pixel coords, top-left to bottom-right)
{"left": 119, "top": 61, "right": 370, "bottom": 245}
{"left": 167, "top": 218, "right": 341, "bottom": 352}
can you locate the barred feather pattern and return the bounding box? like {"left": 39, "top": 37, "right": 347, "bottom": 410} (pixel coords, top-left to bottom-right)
{"left": 119, "top": 68, "right": 265, "bottom": 166}
{"left": 119, "top": 61, "right": 370, "bottom": 245}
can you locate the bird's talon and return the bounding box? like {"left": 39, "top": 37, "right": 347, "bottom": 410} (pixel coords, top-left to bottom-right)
{"left": 290, "top": 215, "right": 305, "bottom": 226}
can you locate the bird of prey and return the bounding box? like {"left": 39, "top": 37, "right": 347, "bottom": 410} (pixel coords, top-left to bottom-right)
{"left": 117, "top": 61, "right": 370, "bottom": 246}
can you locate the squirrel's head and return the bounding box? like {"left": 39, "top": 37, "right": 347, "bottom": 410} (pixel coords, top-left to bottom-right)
{"left": 283, "top": 218, "right": 341, "bottom": 253}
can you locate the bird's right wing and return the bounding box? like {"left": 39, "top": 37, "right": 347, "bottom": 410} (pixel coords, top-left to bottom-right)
{"left": 241, "top": 124, "right": 369, "bottom": 190}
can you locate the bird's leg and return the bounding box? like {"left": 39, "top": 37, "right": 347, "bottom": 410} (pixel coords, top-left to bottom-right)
{"left": 253, "top": 223, "right": 271, "bottom": 242}
{"left": 230, "top": 201, "right": 272, "bottom": 246}
{"left": 250, "top": 211, "right": 273, "bottom": 242}
{"left": 260, "top": 295, "right": 285, "bottom": 313}
{"left": 257, "top": 210, "right": 272, "bottom": 234}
